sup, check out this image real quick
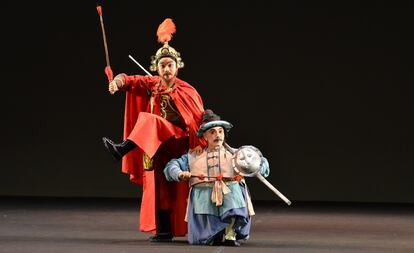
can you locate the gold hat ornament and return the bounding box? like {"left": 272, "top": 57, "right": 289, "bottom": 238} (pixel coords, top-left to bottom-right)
{"left": 150, "top": 18, "right": 184, "bottom": 72}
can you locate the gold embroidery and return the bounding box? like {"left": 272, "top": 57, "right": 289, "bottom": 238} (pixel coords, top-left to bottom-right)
{"left": 160, "top": 94, "right": 168, "bottom": 118}
{"left": 143, "top": 153, "right": 154, "bottom": 171}
{"left": 144, "top": 90, "right": 155, "bottom": 171}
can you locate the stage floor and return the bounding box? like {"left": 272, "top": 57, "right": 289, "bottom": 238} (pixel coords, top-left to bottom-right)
{"left": 0, "top": 198, "right": 413, "bottom": 253}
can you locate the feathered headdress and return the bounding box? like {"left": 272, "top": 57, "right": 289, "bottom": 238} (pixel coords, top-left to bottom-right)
{"left": 150, "top": 18, "right": 184, "bottom": 71}
{"left": 156, "top": 18, "right": 176, "bottom": 44}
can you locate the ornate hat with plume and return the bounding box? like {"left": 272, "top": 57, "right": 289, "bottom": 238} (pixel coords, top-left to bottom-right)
{"left": 150, "top": 18, "right": 184, "bottom": 72}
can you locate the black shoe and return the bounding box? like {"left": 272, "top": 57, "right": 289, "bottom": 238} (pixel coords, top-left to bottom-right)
{"left": 149, "top": 233, "right": 173, "bottom": 242}
{"left": 150, "top": 210, "right": 173, "bottom": 242}
{"left": 102, "top": 137, "right": 122, "bottom": 160}
{"left": 222, "top": 239, "right": 241, "bottom": 247}
{"left": 210, "top": 231, "right": 224, "bottom": 245}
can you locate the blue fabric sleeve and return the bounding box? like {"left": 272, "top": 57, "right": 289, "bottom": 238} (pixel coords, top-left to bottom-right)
{"left": 260, "top": 157, "right": 270, "bottom": 178}
{"left": 164, "top": 153, "right": 190, "bottom": 182}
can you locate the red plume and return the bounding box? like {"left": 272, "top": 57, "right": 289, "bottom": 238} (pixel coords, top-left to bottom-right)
{"left": 157, "top": 18, "right": 176, "bottom": 43}
{"left": 96, "top": 5, "right": 102, "bottom": 16}
{"left": 105, "top": 66, "right": 113, "bottom": 81}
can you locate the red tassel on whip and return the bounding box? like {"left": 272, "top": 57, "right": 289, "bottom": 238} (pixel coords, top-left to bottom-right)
{"left": 96, "top": 5, "right": 113, "bottom": 81}
{"left": 157, "top": 18, "right": 176, "bottom": 44}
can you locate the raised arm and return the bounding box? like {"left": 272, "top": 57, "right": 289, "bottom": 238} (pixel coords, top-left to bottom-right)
{"left": 108, "top": 74, "right": 157, "bottom": 94}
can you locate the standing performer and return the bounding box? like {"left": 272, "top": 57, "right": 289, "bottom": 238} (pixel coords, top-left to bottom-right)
{"left": 164, "top": 110, "right": 270, "bottom": 246}
{"left": 101, "top": 18, "right": 205, "bottom": 242}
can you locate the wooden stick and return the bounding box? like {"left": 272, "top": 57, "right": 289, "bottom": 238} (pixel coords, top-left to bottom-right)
{"left": 96, "top": 5, "right": 113, "bottom": 81}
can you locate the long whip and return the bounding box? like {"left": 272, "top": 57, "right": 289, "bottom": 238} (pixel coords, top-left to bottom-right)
{"left": 96, "top": 5, "right": 113, "bottom": 81}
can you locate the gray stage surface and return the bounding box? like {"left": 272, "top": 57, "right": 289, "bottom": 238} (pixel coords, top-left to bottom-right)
{"left": 0, "top": 197, "right": 413, "bottom": 253}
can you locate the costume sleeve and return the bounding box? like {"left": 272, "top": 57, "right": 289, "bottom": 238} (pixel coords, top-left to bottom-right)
{"left": 260, "top": 157, "right": 270, "bottom": 178}
{"left": 164, "top": 153, "right": 190, "bottom": 182}
{"left": 120, "top": 74, "right": 155, "bottom": 92}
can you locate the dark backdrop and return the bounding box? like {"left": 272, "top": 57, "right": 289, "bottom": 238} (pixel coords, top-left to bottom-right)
{"left": 1, "top": 1, "right": 413, "bottom": 203}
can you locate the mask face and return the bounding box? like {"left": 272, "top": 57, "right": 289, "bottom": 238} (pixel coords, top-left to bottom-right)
{"left": 235, "top": 146, "right": 262, "bottom": 175}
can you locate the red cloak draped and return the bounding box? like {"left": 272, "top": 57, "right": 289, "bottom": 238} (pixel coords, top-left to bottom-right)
{"left": 119, "top": 75, "right": 205, "bottom": 236}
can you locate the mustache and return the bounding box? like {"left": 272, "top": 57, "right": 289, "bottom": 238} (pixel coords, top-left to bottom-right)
{"left": 214, "top": 138, "right": 223, "bottom": 142}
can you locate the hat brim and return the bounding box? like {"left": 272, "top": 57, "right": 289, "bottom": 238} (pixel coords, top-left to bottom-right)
{"left": 197, "top": 120, "right": 233, "bottom": 137}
